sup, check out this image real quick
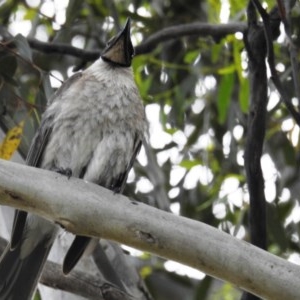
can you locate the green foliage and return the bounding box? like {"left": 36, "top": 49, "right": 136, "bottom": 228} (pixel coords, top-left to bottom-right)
{"left": 212, "top": 282, "right": 241, "bottom": 300}
{"left": 217, "top": 72, "right": 234, "bottom": 124}
{"left": 14, "top": 34, "right": 32, "bottom": 62}
{"left": 0, "top": 53, "right": 17, "bottom": 83}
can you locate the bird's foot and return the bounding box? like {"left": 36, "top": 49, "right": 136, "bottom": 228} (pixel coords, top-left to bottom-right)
{"left": 112, "top": 186, "right": 121, "bottom": 194}
{"left": 54, "top": 167, "right": 72, "bottom": 179}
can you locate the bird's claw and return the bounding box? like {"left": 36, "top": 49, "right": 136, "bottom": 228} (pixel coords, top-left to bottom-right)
{"left": 54, "top": 167, "right": 72, "bottom": 179}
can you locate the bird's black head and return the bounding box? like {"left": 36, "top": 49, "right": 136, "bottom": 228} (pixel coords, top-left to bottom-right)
{"left": 101, "top": 18, "right": 134, "bottom": 67}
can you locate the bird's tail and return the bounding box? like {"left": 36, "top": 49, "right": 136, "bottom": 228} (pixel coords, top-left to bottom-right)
{"left": 0, "top": 240, "right": 53, "bottom": 300}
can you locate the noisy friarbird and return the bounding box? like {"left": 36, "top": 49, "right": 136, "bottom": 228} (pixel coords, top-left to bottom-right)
{"left": 0, "top": 18, "right": 147, "bottom": 300}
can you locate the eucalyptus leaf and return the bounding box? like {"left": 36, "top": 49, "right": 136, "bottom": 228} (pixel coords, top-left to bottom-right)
{"left": 14, "top": 34, "right": 33, "bottom": 62}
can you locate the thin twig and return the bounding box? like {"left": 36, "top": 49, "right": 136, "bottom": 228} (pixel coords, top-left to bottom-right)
{"left": 276, "top": 0, "right": 300, "bottom": 108}
{"left": 251, "top": 0, "right": 300, "bottom": 126}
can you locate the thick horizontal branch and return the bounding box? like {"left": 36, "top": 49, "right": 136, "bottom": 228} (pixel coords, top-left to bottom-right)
{"left": 26, "top": 22, "right": 247, "bottom": 60}
{"left": 0, "top": 159, "right": 299, "bottom": 299}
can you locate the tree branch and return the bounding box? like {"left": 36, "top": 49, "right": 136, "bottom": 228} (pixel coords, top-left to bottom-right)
{"left": 0, "top": 159, "right": 300, "bottom": 299}
{"left": 276, "top": 0, "right": 300, "bottom": 108}
{"left": 251, "top": 0, "right": 300, "bottom": 126}
{"left": 27, "top": 38, "right": 100, "bottom": 61}
{"left": 22, "top": 22, "right": 248, "bottom": 60}
{"left": 242, "top": 3, "right": 271, "bottom": 299}
{"left": 0, "top": 237, "right": 132, "bottom": 300}
{"left": 143, "top": 142, "right": 170, "bottom": 211}
{"left": 135, "top": 22, "right": 247, "bottom": 55}
{"left": 41, "top": 261, "right": 132, "bottom": 300}
{"left": 245, "top": 0, "right": 269, "bottom": 252}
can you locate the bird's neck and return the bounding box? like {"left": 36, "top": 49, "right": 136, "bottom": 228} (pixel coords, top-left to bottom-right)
{"left": 89, "top": 58, "right": 132, "bottom": 74}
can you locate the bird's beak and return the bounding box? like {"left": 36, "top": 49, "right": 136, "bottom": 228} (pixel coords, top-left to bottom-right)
{"left": 101, "top": 18, "right": 134, "bottom": 67}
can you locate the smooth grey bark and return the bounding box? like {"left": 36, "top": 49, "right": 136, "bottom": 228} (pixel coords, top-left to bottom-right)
{"left": 0, "top": 159, "right": 299, "bottom": 299}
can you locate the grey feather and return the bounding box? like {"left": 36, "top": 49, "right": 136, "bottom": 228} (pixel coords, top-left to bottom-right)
{"left": 10, "top": 74, "right": 83, "bottom": 251}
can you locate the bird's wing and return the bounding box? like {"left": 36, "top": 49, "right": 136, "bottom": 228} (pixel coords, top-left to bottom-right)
{"left": 10, "top": 72, "right": 83, "bottom": 250}
{"left": 47, "top": 72, "right": 83, "bottom": 105}
{"left": 10, "top": 123, "right": 53, "bottom": 249}
{"left": 110, "top": 134, "right": 143, "bottom": 193}
{"left": 63, "top": 134, "right": 143, "bottom": 275}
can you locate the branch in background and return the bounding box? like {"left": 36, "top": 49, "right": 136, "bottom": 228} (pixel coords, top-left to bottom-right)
{"left": 251, "top": 0, "right": 300, "bottom": 126}
{"left": 42, "top": 261, "right": 132, "bottom": 300}
{"left": 0, "top": 159, "right": 300, "bottom": 299}
{"left": 244, "top": 0, "right": 268, "bottom": 250}
{"left": 135, "top": 22, "right": 247, "bottom": 54}
{"left": 242, "top": 0, "right": 268, "bottom": 300}
{"left": 241, "top": 1, "right": 273, "bottom": 299}
{"left": 276, "top": 0, "right": 300, "bottom": 107}
{"left": 22, "top": 22, "right": 248, "bottom": 61}
{"left": 27, "top": 38, "right": 100, "bottom": 61}
{"left": 0, "top": 237, "right": 131, "bottom": 300}
{"left": 143, "top": 142, "right": 170, "bottom": 211}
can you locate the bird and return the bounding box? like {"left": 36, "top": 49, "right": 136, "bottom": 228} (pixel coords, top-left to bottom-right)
{"left": 0, "top": 18, "right": 147, "bottom": 300}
